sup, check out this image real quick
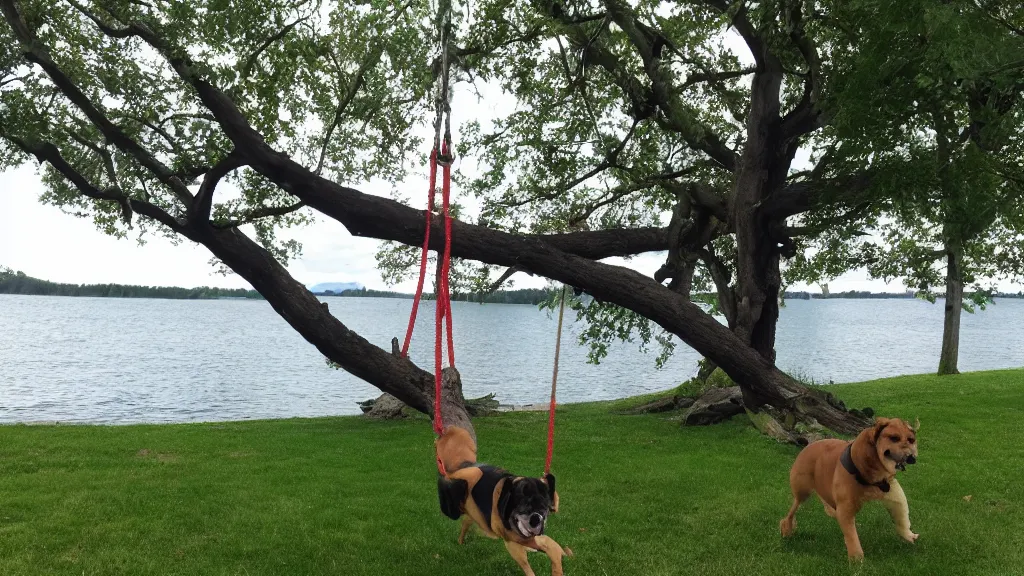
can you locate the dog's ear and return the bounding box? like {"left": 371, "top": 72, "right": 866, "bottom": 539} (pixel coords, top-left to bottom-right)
{"left": 543, "top": 473, "right": 556, "bottom": 496}
{"left": 437, "top": 476, "right": 468, "bottom": 520}
{"left": 497, "top": 477, "right": 516, "bottom": 523}
{"left": 871, "top": 417, "right": 891, "bottom": 444}
{"left": 543, "top": 473, "right": 557, "bottom": 512}
{"left": 911, "top": 417, "right": 921, "bottom": 432}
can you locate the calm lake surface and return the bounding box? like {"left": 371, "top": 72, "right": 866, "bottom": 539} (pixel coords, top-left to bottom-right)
{"left": 1, "top": 294, "right": 1022, "bottom": 424}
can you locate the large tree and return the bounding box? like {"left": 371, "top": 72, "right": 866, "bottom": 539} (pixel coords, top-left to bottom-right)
{"left": 2, "top": 0, "right": 960, "bottom": 439}
{"left": 786, "top": 0, "right": 1024, "bottom": 375}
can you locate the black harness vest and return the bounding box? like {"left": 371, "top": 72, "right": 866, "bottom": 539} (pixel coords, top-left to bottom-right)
{"left": 840, "top": 443, "right": 890, "bottom": 492}
{"left": 470, "top": 465, "right": 512, "bottom": 522}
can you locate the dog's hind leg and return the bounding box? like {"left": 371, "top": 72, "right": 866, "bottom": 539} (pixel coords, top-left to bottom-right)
{"left": 882, "top": 478, "right": 919, "bottom": 543}
{"left": 780, "top": 487, "right": 811, "bottom": 537}
{"left": 504, "top": 540, "right": 536, "bottom": 576}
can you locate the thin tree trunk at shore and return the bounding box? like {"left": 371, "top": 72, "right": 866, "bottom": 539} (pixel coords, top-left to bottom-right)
{"left": 938, "top": 244, "right": 963, "bottom": 376}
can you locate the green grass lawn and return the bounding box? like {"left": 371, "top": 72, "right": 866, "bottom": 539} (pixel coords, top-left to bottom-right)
{"left": 1, "top": 370, "right": 1022, "bottom": 575}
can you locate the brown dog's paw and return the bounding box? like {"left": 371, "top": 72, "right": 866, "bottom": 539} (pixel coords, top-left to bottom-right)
{"left": 779, "top": 517, "right": 796, "bottom": 537}
{"left": 902, "top": 531, "right": 919, "bottom": 543}
{"left": 563, "top": 546, "right": 574, "bottom": 557}
{"left": 847, "top": 551, "right": 865, "bottom": 563}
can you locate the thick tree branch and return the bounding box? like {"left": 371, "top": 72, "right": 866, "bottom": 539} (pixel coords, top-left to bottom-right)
{"left": 154, "top": 60, "right": 823, "bottom": 408}
{"left": 684, "top": 181, "right": 730, "bottom": 223}
{"left": 64, "top": 0, "right": 133, "bottom": 38}
{"left": 197, "top": 225, "right": 439, "bottom": 415}
{"left": 192, "top": 151, "right": 245, "bottom": 224}
{"left": 2, "top": 132, "right": 182, "bottom": 231}
{"left": 4, "top": 125, "right": 443, "bottom": 421}
{"left": 762, "top": 171, "right": 876, "bottom": 219}
{"left": 697, "top": 245, "right": 736, "bottom": 327}
{"left": 1, "top": 0, "right": 195, "bottom": 207}
{"left": 780, "top": 1, "right": 825, "bottom": 138}
{"left": 702, "top": 0, "right": 772, "bottom": 68}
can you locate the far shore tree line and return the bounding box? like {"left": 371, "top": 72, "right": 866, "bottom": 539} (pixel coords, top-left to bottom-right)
{"left": 0, "top": 267, "right": 550, "bottom": 304}
{"left": 10, "top": 265, "right": 1019, "bottom": 305}
{"left": 2, "top": 0, "right": 1022, "bottom": 443}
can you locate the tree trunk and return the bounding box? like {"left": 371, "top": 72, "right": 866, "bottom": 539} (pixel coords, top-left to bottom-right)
{"left": 729, "top": 56, "right": 797, "bottom": 410}
{"left": 938, "top": 243, "right": 963, "bottom": 375}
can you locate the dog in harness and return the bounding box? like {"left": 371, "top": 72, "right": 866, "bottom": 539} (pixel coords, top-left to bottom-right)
{"left": 435, "top": 426, "right": 572, "bottom": 575}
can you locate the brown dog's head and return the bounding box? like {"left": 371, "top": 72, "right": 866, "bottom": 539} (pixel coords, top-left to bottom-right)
{"left": 498, "top": 473, "right": 556, "bottom": 538}
{"left": 870, "top": 417, "right": 919, "bottom": 473}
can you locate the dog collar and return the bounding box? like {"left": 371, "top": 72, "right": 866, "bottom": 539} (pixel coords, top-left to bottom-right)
{"left": 840, "top": 443, "right": 890, "bottom": 492}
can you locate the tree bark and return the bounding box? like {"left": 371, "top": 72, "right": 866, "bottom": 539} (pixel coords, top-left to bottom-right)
{"left": 729, "top": 55, "right": 799, "bottom": 410}
{"left": 938, "top": 242, "right": 963, "bottom": 375}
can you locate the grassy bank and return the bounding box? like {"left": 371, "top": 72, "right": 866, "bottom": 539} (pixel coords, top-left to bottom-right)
{"left": 1, "top": 370, "right": 1022, "bottom": 575}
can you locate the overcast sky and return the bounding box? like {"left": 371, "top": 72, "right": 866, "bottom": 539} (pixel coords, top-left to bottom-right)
{"left": 3, "top": 26, "right": 1015, "bottom": 295}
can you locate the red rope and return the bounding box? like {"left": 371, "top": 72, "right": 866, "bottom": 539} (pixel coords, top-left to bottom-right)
{"left": 440, "top": 143, "right": 455, "bottom": 368}
{"left": 408, "top": 143, "right": 562, "bottom": 478}
{"left": 544, "top": 286, "right": 566, "bottom": 475}
{"left": 397, "top": 142, "right": 455, "bottom": 449}
{"left": 401, "top": 150, "right": 438, "bottom": 359}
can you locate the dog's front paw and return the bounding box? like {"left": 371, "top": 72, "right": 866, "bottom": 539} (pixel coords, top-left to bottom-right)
{"left": 847, "top": 550, "right": 865, "bottom": 563}
{"left": 901, "top": 531, "right": 919, "bottom": 543}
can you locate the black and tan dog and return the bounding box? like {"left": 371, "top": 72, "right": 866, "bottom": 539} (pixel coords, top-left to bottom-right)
{"left": 780, "top": 417, "right": 920, "bottom": 561}
{"left": 435, "top": 426, "right": 572, "bottom": 576}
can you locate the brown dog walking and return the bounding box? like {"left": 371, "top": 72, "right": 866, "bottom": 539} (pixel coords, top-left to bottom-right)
{"left": 780, "top": 417, "right": 920, "bottom": 560}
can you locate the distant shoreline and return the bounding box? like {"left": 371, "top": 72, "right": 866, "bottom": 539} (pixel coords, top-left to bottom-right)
{"left": 3, "top": 267, "right": 1021, "bottom": 303}
{"left": 0, "top": 268, "right": 549, "bottom": 304}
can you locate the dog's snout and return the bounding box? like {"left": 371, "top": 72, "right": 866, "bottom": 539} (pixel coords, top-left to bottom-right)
{"left": 529, "top": 513, "right": 542, "bottom": 528}
{"left": 884, "top": 449, "right": 891, "bottom": 457}
{"left": 906, "top": 455, "right": 917, "bottom": 465}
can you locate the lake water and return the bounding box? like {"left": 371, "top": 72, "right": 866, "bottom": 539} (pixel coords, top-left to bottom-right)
{"left": 0, "top": 295, "right": 1022, "bottom": 424}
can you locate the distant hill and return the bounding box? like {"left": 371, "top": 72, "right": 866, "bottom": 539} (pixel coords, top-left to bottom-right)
{"left": 308, "top": 282, "right": 364, "bottom": 293}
